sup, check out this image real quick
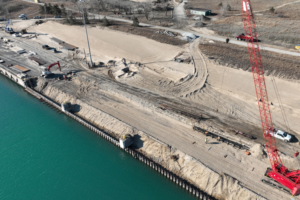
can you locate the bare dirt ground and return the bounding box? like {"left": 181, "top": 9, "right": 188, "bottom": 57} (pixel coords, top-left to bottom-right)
{"left": 200, "top": 41, "right": 300, "bottom": 80}
{"left": 31, "top": 21, "right": 194, "bottom": 81}
{"left": 4, "top": 19, "right": 300, "bottom": 200}
{"left": 102, "top": 20, "right": 187, "bottom": 46}
{"left": 184, "top": 0, "right": 300, "bottom": 48}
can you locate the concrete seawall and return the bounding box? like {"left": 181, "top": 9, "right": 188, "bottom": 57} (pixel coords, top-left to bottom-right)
{"left": 0, "top": 65, "right": 26, "bottom": 87}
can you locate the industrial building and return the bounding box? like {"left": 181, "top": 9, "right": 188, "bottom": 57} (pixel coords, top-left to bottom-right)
{"left": 190, "top": 8, "right": 211, "bottom": 16}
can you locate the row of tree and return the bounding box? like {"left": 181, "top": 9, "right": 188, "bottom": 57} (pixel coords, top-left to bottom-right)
{"left": 70, "top": 0, "right": 171, "bottom": 21}
{"left": 39, "top": 3, "right": 66, "bottom": 16}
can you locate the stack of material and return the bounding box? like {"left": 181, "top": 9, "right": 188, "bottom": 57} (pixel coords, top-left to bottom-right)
{"left": 11, "top": 65, "right": 30, "bottom": 73}
{"left": 28, "top": 57, "right": 46, "bottom": 66}
{"left": 155, "top": 30, "right": 177, "bottom": 37}
{"left": 181, "top": 32, "right": 198, "bottom": 41}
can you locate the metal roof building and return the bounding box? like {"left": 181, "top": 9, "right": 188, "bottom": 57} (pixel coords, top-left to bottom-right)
{"left": 190, "top": 8, "right": 211, "bottom": 16}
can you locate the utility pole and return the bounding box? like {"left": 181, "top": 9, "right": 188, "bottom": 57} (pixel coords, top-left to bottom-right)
{"left": 44, "top": 3, "right": 47, "bottom": 20}
{"left": 79, "top": 0, "right": 93, "bottom": 67}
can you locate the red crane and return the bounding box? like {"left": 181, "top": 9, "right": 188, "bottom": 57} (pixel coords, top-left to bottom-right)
{"left": 241, "top": 0, "right": 300, "bottom": 195}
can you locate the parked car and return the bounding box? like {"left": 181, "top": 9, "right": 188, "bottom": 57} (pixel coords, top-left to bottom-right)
{"left": 19, "top": 14, "right": 25, "bottom": 18}
{"left": 54, "top": 15, "right": 61, "bottom": 18}
{"left": 0, "top": 18, "right": 6, "bottom": 21}
{"left": 235, "top": 33, "right": 258, "bottom": 42}
{"left": 295, "top": 44, "right": 300, "bottom": 50}
{"left": 33, "top": 16, "right": 41, "bottom": 19}
{"left": 28, "top": 51, "right": 37, "bottom": 56}
{"left": 21, "top": 17, "right": 27, "bottom": 20}
{"left": 42, "top": 45, "right": 50, "bottom": 50}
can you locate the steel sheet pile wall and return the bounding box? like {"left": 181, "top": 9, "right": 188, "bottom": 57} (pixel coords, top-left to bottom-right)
{"left": 2, "top": 81, "right": 214, "bottom": 199}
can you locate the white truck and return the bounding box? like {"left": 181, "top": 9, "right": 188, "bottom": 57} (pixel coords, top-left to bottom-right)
{"left": 274, "top": 129, "right": 292, "bottom": 142}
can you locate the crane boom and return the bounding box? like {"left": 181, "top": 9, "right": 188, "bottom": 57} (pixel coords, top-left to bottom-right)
{"left": 241, "top": 0, "right": 300, "bottom": 195}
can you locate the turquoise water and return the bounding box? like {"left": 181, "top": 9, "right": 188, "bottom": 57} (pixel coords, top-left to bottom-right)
{"left": 0, "top": 75, "right": 198, "bottom": 200}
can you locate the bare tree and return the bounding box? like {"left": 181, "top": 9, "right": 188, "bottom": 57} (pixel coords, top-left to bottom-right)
{"left": 162, "top": 2, "right": 169, "bottom": 16}
{"left": 141, "top": 2, "right": 152, "bottom": 20}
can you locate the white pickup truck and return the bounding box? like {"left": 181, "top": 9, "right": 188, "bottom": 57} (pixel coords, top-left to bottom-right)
{"left": 274, "top": 129, "right": 292, "bottom": 142}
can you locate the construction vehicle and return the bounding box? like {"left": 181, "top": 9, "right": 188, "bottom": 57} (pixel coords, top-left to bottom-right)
{"left": 12, "top": 33, "right": 21, "bottom": 37}
{"left": 42, "top": 45, "right": 50, "bottom": 50}
{"left": 20, "top": 29, "right": 27, "bottom": 35}
{"left": 5, "top": 19, "right": 14, "bottom": 34}
{"left": 51, "top": 48, "right": 57, "bottom": 53}
{"left": 41, "top": 61, "right": 61, "bottom": 77}
{"left": 236, "top": 33, "right": 258, "bottom": 42}
{"left": 241, "top": 0, "right": 300, "bottom": 195}
{"left": 35, "top": 20, "right": 44, "bottom": 25}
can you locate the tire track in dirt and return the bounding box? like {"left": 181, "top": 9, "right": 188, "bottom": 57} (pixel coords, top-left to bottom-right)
{"left": 168, "top": 38, "right": 208, "bottom": 97}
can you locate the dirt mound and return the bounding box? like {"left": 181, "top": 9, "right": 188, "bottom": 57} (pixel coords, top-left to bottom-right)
{"left": 250, "top": 144, "right": 267, "bottom": 160}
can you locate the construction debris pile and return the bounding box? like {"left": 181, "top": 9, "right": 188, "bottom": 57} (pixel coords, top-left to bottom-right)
{"left": 174, "top": 51, "right": 191, "bottom": 63}
{"left": 155, "top": 30, "right": 177, "bottom": 37}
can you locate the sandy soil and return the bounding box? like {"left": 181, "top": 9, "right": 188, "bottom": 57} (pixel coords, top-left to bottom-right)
{"left": 38, "top": 77, "right": 266, "bottom": 200}
{"left": 10, "top": 19, "right": 300, "bottom": 199}
{"left": 205, "top": 56, "right": 300, "bottom": 135}
{"left": 30, "top": 21, "right": 193, "bottom": 81}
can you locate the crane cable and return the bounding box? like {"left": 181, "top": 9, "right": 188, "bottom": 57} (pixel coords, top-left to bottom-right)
{"left": 255, "top": 8, "right": 292, "bottom": 134}
{"left": 219, "top": 0, "right": 239, "bottom": 98}
{"left": 220, "top": 0, "right": 239, "bottom": 92}
{"left": 271, "top": 76, "right": 291, "bottom": 133}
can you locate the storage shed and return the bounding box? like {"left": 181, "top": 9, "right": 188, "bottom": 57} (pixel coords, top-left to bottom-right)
{"left": 190, "top": 8, "right": 211, "bottom": 16}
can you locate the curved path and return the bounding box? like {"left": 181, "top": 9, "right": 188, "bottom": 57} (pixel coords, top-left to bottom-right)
{"left": 169, "top": 38, "right": 208, "bottom": 97}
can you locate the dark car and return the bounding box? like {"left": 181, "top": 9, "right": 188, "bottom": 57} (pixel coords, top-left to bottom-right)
{"left": 21, "top": 17, "right": 27, "bottom": 20}
{"left": 0, "top": 18, "right": 6, "bottom": 21}
{"left": 54, "top": 15, "right": 61, "bottom": 18}
{"left": 33, "top": 16, "right": 41, "bottom": 19}
{"left": 42, "top": 45, "right": 50, "bottom": 50}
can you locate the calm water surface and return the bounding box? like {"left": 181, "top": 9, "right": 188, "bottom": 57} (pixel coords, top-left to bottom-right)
{"left": 0, "top": 75, "right": 197, "bottom": 200}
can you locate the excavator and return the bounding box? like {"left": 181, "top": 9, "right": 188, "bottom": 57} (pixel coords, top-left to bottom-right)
{"left": 41, "top": 61, "right": 61, "bottom": 77}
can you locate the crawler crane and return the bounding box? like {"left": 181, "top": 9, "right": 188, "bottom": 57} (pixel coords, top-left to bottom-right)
{"left": 241, "top": 0, "right": 300, "bottom": 195}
